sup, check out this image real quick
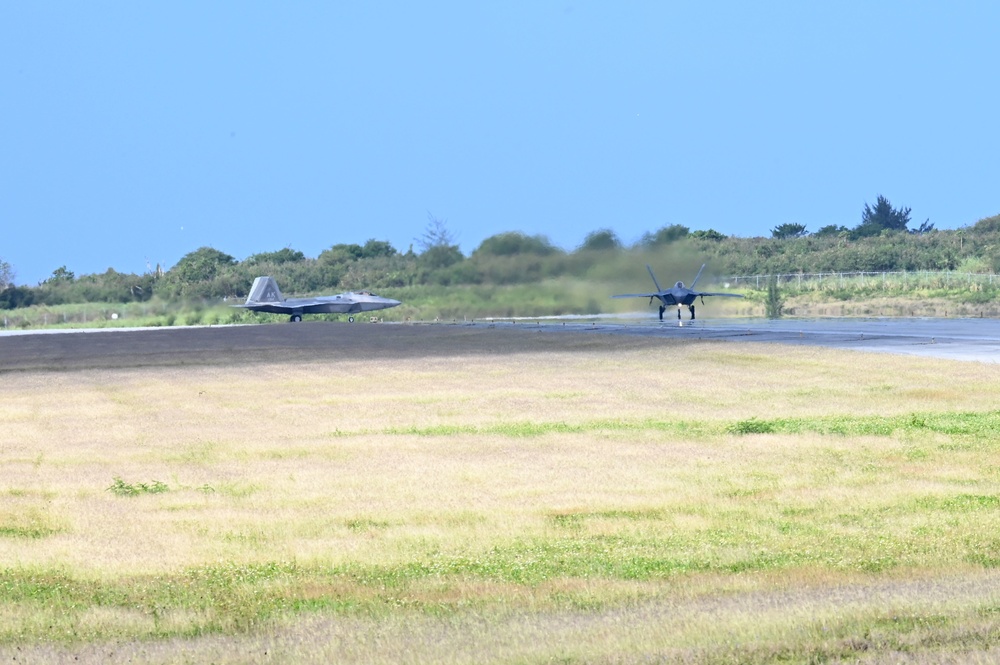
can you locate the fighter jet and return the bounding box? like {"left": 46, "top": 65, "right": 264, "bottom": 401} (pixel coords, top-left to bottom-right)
{"left": 611, "top": 263, "right": 743, "bottom": 321}
{"left": 239, "top": 276, "right": 401, "bottom": 323}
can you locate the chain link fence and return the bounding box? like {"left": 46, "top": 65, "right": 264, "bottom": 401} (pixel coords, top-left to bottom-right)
{"left": 725, "top": 271, "right": 999, "bottom": 291}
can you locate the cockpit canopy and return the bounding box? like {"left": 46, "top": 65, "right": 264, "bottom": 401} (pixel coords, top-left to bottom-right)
{"left": 675, "top": 281, "right": 686, "bottom": 289}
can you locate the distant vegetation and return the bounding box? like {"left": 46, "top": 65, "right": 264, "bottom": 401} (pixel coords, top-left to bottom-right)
{"left": 2, "top": 201, "right": 999, "bottom": 324}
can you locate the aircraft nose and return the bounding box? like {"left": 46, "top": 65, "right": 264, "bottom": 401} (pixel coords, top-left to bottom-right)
{"left": 359, "top": 294, "right": 401, "bottom": 311}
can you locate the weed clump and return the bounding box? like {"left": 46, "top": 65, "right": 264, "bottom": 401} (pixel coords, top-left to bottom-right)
{"left": 106, "top": 477, "right": 169, "bottom": 497}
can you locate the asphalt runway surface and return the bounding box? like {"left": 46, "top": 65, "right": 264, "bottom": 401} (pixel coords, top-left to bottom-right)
{"left": 591, "top": 315, "right": 1000, "bottom": 363}
{"left": 3, "top": 316, "right": 1000, "bottom": 371}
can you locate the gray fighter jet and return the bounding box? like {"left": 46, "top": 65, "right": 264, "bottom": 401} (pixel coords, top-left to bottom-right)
{"left": 239, "top": 276, "right": 401, "bottom": 322}
{"left": 612, "top": 263, "right": 743, "bottom": 321}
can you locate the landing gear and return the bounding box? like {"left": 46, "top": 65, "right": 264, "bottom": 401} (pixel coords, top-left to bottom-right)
{"left": 348, "top": 316, "right": 355, "bottom": 323}
{"left": 689, "top": 305, "right": 696, "bottom": 320}
{"left": 289, "top": 314, "right": 302, "bottom": 323}
{"left": 658, "top": 305, "right": 665, "bottom": 321}
{"left": 677, "top": 305, "right": 682, "bottom": 320}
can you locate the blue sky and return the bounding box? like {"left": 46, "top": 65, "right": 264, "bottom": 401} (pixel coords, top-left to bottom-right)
{"left": 3, "top": 1, "right": 998, "bottom": 285}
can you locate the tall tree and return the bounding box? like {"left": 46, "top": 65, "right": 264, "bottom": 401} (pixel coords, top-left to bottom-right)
{"left": 690, "top": 229, "right": 726, "bottom": 241}
{"left": 168, "top": 247, "right": 236, "bottom": 282}
{"left": 46, "top": 266, "right": 75, "bottom": 283}
{"left": 578, "top": 229, "right": 621, "bottom": 251}
{"left": 361, "top": 239, "right": 397, "bottom": 258}
{"left": 244, "top": 248, "right": 306, "bottom": 265}
{"left": 0, "top": 258, "right": 13, "bottom": 290}
{"left": 416, "top": 213, "right": 458, "bottom": 251}
{"left": 319, "top": 244, "right": 365, "bottom": 264}
{"left": 0, "top": 285, "right": 33, "bottom": 309}
{"left": 416, "top": 214, "right": 463, "bottom": 268}
{"left": 473, "top": 232, "right": 558, "bottom": 257}
{"left": 641, "top": 224, "right": 689, "bottom": 246}
{"left": 770, "top": 223, "right": 808, "bottom": 239}
{"left": 853, "top": 195, "right": 912, "bottom": 238}
{"left": 813, "top": 224, "right": 849, "bottom": 237}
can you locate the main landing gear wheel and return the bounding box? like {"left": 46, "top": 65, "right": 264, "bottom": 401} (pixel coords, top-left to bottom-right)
{"left": 290, "top": 314, "right": 302, "bottom": 323}
{"left": 348, "top": 316, "right": 355, "bottom": 323}
{"left": 689, "top": 305, "right": 696, "bottom": 320}
{"left": 658, "top": 305, "right": 665, "bottom": 321}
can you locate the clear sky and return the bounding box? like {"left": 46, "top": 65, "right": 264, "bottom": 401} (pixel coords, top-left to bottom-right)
{"left": 3, "top": 1, "right": 998, "bottom": 285}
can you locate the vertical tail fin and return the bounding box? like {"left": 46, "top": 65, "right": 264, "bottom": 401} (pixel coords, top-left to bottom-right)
{"left": 246, "top": 276, "right": 284, "bottom": 304}
{"left": 690, "top": 264, "right": 706, "bottom": 289}
{"left": 646, "top": 265, "right": 664, "bottom": 292}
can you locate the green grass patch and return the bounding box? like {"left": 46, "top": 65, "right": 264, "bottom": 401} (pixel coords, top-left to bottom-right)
{"left": 729, "top": 418, "right": 777, "bottom": 434}
{"left": 334, "top": 410, "right": 1000, "bottom": 442}
{"left": 1, "top": 511, "right": 998, "bottom": 643}
{"left": 914, "top": 494, "right": 1000, "bottom": 512}
{"left": 0, "top": 526, "right": 940, "bottom": 640}
{"left": 550, "top": 508, "right": 668, "bottom": 529}
{"left": 345, "top": 518, "right": 394, "bottom": 532}
{"left": 365, "top": 419, "right": 703, "bottom": 438}
{"left": 0, "top": 505, "right": 64, "bottom": 540}
{"left": 0, "top": 525, "right": 60, "bottom": 539}
{"left": 729, "top": 410, "right": 1000, "bottom": 438}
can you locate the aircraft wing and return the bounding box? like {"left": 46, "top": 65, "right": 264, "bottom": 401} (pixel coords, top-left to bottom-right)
{"left": 290, "top": 297, "right": 348, "bottom": 311}
{"left": 239, "top": 301, "right": 319, "bottom": 314}
{"left": 299, "top": 293, "right": 401, "bottom": 313}
{"left": 610, "top": 293, "right": 661, "bottom": 299}
{"left": 692, "top": 291, "right": 744, "bottom": 298}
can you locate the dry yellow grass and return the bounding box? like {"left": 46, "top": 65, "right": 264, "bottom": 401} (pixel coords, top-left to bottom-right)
{"left": 3, "top": 336, "right": 995, "bottom": 575}
{"left": 2, "top": 326, "right": 1000, "bottom": 661}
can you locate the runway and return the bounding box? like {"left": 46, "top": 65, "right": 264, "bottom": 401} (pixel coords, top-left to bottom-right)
{"left": 2, "top": 316, "right": 1000, "bottom": 371}
{"left": 523, "top": 315, "right": 1000, "bottom": 363}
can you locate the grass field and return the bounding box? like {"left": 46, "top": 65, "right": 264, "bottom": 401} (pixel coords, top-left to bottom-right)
{"left": 2, "top": 326, "right": 1000, "bottom": 663}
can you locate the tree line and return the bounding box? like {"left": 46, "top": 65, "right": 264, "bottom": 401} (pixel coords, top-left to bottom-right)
{"left": 2, "top": 200, "right": 999, "bottom": 310}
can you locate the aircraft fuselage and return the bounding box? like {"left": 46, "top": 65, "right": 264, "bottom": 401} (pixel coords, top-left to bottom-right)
{"left": 245, "top": 293, "right": 401, "bottom": 315}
